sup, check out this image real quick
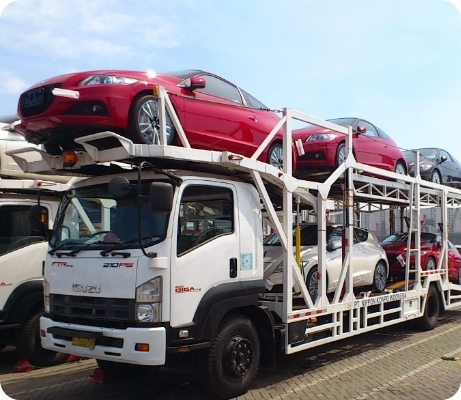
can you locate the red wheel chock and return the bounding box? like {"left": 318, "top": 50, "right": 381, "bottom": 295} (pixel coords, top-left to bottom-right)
{"left": 89, "top": 367, "right": 116, "bottom": 384}
{"left": 13, "top": 359, "right": 34, "bottom": 373}
{"left": 13, "top": 354, "right": 86, "bottom": 372}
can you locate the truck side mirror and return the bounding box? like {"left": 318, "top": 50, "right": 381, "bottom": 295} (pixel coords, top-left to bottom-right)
{"left": 150, "top": 182, "right": 173, "bottom": 213}
{"left": 29, "top": 205, "right": 48, "bottom": 239}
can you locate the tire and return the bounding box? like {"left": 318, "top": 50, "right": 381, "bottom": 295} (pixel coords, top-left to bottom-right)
{"left": 17, "top": 311, "right": 68, "bottom": 367}
{"left": 267, "top": 142, "right": 283, "bottom": 170}
{"left": 335, "top": 143, "right": 346, "bottom": 167}
{"left": 416, "top": 285, "right": 439, "bottom": 331}
{"left": 43, "top": 141, "right": 63, "bottom": 156}
{"left": 306, "top": 266, "right": 319, "bottom": 301}
{"left": 394, "top": 160, "right": 407, "bottom": 183}
{"left": 373, "top": 260, "right": 387, "bottom": 292}
{"left": 425, "top": 256, "right": 436, "bottom": 271}
{"left": 431, "top": 170, "right": 441, "bottom": 184}
{"left": 199, "top": 314, "right": 260, "bottom": 399}
{"left": 128, "top": 95, "right": 175, "bottom": 145}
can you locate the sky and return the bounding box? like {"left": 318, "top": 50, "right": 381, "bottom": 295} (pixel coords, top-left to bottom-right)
{"left": 1, "top": 0, "right": 461, "bottom": 160}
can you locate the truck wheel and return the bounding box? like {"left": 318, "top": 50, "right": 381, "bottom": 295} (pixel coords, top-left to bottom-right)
{"left": 128, "top": 95, "right": 175, "bottom": 145}
{"left": 17, "top": 311, "right": 68, "bottom": 367}
{"left": 416, "top": 285, "right": 439, "bottom": 331}
{"left": 199, "top": 314, "right": 260, "bottom": 399}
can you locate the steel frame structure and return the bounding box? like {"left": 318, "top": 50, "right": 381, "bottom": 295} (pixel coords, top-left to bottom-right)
{"left": 7, "top": 86, "right": 461, "bottom": 355}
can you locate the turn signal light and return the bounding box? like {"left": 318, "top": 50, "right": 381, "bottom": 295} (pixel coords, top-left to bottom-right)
{"left": 62, "top": 151, "right": 78, "bottom": 168}
{"left": 135, "top": 343, "right": 149, "bottom": 352}
{"left": 40, "top": 329, "right": 46, "bottom": 338}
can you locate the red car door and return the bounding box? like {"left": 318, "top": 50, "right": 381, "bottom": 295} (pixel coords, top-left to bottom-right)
{"left": 181, "top": 74, "right": 266, "bottom": 157}
{"left": 353, "top": 120, "right": 387, "bottom": 169}
{"left": 447, "top": 241, "right": 461, "bottom": 282}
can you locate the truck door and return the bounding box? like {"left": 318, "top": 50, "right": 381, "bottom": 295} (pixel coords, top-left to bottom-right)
{"left": 170, "top": 182, "right": 240, "bottom": 328}
{"left": 0, "top": 201, "right": 52, "bottom": 310}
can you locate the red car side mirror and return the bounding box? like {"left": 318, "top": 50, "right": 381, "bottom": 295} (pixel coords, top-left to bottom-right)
{"left": 356, "top": 125, "right": 366, "bottom": 134}
{"left": 178, "top": 76, "right": 206, "bottom": 91}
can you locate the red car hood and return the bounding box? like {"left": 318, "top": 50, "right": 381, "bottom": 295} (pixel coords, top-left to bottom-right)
{"left": 22, "top": 70, "right": 182, "bottom": 92}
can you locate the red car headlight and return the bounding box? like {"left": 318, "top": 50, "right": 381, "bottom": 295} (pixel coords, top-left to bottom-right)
{"left": 78, "top": 75, "right": 138, "bottom": 86}
{"left": 306, "top": 133, "right": 338, "bottom": 142}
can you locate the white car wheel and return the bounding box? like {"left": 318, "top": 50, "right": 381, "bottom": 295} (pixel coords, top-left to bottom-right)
{"left": 373, "top": 261, "right": 387, "bottom": 292}
{"left": 306, "top": 266, "right": 319, "bottom": 301}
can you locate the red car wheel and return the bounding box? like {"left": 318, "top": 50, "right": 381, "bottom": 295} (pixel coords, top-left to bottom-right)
{"left": 129, "top": 95, "right": 176, "bottom": 145}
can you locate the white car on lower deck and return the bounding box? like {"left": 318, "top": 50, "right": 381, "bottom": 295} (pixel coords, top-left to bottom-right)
{"left": 264, "top": 224, "right": 389, "bottom": 300}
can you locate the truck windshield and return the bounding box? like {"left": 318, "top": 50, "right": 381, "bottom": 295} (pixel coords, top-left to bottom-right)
{"left": 51, "top": 184, "right": 169, "bottom": 251}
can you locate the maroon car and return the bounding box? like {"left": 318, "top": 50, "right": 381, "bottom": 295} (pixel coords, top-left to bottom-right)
{"left": 292, "top": 117, "right": 407, "bottom": 175}
{"left": 380, "top": 232, "right": 461, "bottom": 284}
{"left": 16, "top": 70, "right": 286, "bottom": 168}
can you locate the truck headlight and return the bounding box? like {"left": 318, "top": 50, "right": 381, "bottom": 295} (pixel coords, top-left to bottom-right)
{"left": 136, "top": 277, "right": 162, "bottom": 322}
{"left": 137, "top": 304, "right": 154, "bottom": 322}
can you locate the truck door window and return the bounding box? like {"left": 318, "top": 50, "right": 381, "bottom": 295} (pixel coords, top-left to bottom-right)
{"left": 177, "top": 185, "right": 234, "bottom": 256}
{"left": 0, "top": 205, "right": 47, "bottom": 256}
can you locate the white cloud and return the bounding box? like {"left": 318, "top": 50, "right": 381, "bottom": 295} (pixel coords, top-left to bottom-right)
{"left": 0, "top": 69, "right": 29, "bottom": 94}
{"left": 0, "top": 0, "right": 17, "bottom": 18}
{"left": 0, "top": 0, "right": 182, "bottom": 62}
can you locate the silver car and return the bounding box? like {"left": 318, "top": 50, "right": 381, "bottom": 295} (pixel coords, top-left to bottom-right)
{"left": 264, "top": 224, "right": 389, "bottom": 300}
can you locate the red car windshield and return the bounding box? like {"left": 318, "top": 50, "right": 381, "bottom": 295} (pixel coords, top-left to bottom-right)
{"left": 383, "top": 232, "right": 438, "bottom": 244}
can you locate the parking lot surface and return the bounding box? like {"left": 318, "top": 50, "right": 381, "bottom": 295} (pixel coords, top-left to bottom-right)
{"left": 1, "top": 308, "right": 461, "bottom": 400}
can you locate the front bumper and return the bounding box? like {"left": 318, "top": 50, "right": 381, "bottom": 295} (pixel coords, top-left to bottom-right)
{"left": 296, "top": 141, "right": 337, "bottom": 168}
{"left": 40, "top": 316, "right": 166, "bottom": 366}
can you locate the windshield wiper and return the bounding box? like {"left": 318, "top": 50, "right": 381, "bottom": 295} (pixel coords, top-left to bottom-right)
{"left": 56, "top": 240, "right": 109, "bottom": 258}
{"left": 100, "top": 237, "right": 158, "bottom": 257}
{"left": 49, "top": 241, "right": 80, "bottom": 255}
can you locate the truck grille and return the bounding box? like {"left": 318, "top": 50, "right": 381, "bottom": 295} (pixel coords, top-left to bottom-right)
{"left": 50, "top": 294, "right": 136, "bottom": 329}
{"left": 19, "top": 84, "right": 62, "bottom": 117}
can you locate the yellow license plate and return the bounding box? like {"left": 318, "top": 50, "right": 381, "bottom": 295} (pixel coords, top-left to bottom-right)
{"left": 72, "top": 337, "right": 96, "bottom": 349}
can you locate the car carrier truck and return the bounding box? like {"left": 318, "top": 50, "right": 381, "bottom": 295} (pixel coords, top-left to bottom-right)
{"left": 0, "top": 116, "right": 75, "bottom": 367}
{"left": 7, "top": 89, "right": 461, "bottom": 398}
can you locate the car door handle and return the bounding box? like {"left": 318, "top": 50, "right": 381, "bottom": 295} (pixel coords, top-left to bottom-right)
{"left": 230, "top": 258, "right": 238, "bottom": 278}
{"left": 248, "top": 115, "right": 257, "bottom": 122}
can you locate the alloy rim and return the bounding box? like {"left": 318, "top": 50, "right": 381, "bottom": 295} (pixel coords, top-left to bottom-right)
{"left": 374, "top": 262, "right": 387, "bottom": 291}
{"left": 426, "top": 257, "right": 436, "bottom": 271}
{"left": 337, "top": 145, "right": 346, "bottom": 165}
{"left": 431, "top": 171, "right": 441, "bottom": 184}
{"left": 269, "top": 146, "right": 283, "bottom": 170}
{"left": 395, "top": 163, "right": 406, "bottom": 175}
{"left": 137, "top": 100, "right": 172, "bottom": 144}
{"left": 308, "top": 270, "right": 319, "bottom": 299}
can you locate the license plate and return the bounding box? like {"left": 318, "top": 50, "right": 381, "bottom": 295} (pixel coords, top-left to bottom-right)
{"left": 397, "top": 254, "right": 406, "bottom": 267}
{"left": 72, "top": 337, "right": 96, "bottom": 349}
{"left": 23, "top": 88, "right": 45, "bottom": 108}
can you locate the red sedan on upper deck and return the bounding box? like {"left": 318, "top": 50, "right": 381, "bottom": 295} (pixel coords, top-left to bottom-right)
{"left": 15, "top": 70, "right": 286, "bottom": 168}
{"left": 292, "top": 117, "right": 407, "bottom": 176}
